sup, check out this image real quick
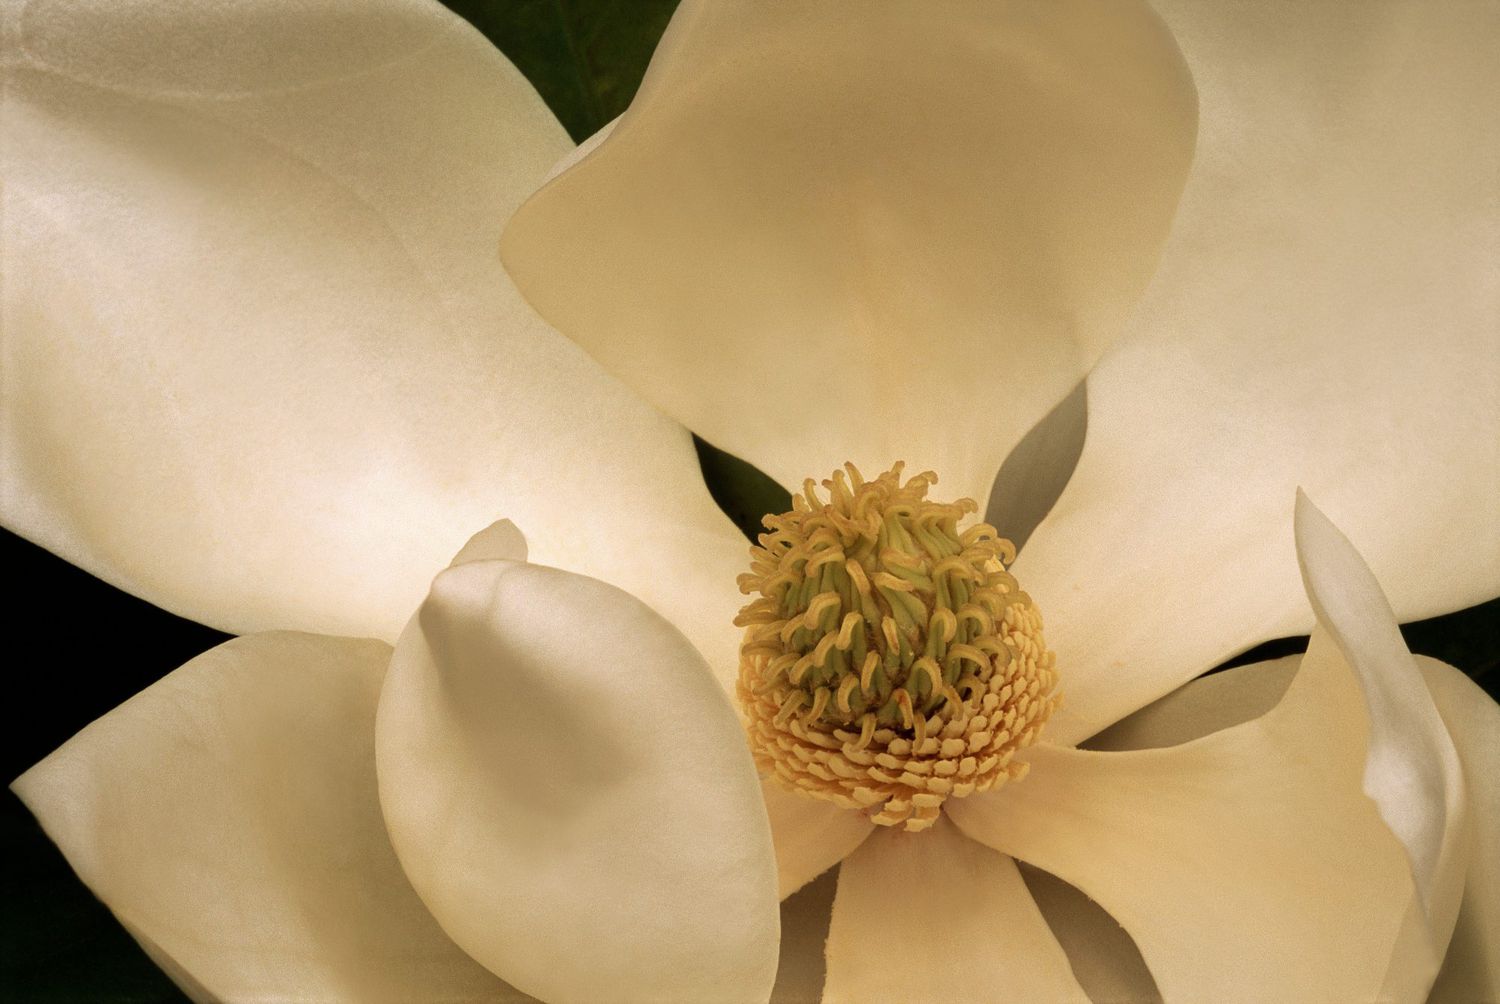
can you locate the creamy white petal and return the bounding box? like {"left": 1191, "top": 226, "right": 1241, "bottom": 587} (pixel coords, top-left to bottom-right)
{"left": 1087, "top": 646, "right": 1496, "bottom": 1001}
{"left": 376, "top": 557, "right": 779, "bottom": 1003}
{"left": 0, "top": 0, "right": 748, "bottom": 675}
{"left": 823, "top": 817, "right": 1087, "bottom": 1004}
{"left": 1021, "top": 0, "right": 1500, "bottom": 743}
{"left": 11, "top": 633, "right": 524, "bottom": 1003}
{"left": 1421, "top": 658, "right": 1500, "bottom": 1004}
{"left": 501, "top": 0, "right": 1196, "bottom": 506}
{"left": 760, "top": 780, "right": 873, "bottom": 901}
{"left": 1295, "top": 493, "right": 1466, "bottom": 946}
{"left": 1087, "top": 648, "right": 1498, "bottom": 1002}
{"left": 948, "top": 634, "right": 1414, "bottom": 1001}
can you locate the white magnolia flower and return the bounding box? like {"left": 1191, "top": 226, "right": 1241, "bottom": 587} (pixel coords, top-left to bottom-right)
{"left": 3, "top": 0, "right": 1497, "bottom": 1002}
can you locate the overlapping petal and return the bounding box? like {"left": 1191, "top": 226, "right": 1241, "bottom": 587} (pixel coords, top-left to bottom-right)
{"left": 11, "top": 633, "right": 526, "bottom": 1002}
{"left": 1077, "top": 655, "right": 1495, "bottom": 1002}
{"left": 0, "top": 0, "right": 748, "bottom": 675}
{"left": 1019, "top": 0, "right": 1500, "bottom": 742}
{"left": 375, "top": 554, "right": 779, "bottom": 1003}
{"left": 501, "top": 0, "right": 1197, "bottom": 507}
{"left": 823, "top": 817, "right": 1086, "bottom": 1003}
{"left": 953, "top": 496, "right": 1484, "bottom": 999}
{"left": 949, "top": 632, "right": 1414, "bottom": 1001}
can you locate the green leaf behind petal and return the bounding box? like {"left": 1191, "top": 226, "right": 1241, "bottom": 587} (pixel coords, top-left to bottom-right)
{"left": 446, "top": 0, "right": 681, "bottom": 142}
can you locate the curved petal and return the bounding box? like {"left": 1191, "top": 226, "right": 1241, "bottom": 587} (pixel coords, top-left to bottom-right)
{"left": 1085, "top": 649, "right": 1496, "bottom": 1001}
{"left": 760, "top": 780, "right": 873, "bottom": 901}
{"left": 947, "top": 634, "right": 1415, "bottom": 1001}
{"left": 501, "top": 0, "right": 1197, "bottom": 506}
{"left": 11, "top": 633, "right": 524, "bottom": 1002}
{"left": 375, "top": 557, "right": 779, "bottom": 1003}
{"left": 1295, "top": 492, "right": 1466, "bottom": 944}
{"left": 1420, "top": 657, "right": 1500, "bottom": 1003}
{"left": 1019, "top": 0, "right": 1500, "bottom": 741}
{"left": 0, "top": 0, "right": 749, "bottom": 675}
{"left": 822, "top": 817, "right": 1087, "bottom": 1004}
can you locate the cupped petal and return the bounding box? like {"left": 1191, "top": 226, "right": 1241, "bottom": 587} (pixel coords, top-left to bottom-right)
{"left": 501, "top": 0, "right": 1197, "bottom": 506}
{"left": 375, "top": 557, "right": 779, "bottom": 1003}
{"left": 1420, "top": 658, "right": 1500, "bottom": 1003}
{"left": 11, "top": 632, "right": 524, "bottom": 1003}
{"left": 947, "top": 636, "right": 1415, "bottom": 1001}
{"left": 1019, "top": 0, "right": 1500, "bottom": 742}
{"left": 0, "top": 0, "right": 749, "bottom": 674}
{"left": 822, "top": 816, "right": 1087, "bottom": 1004}
{"left": 760, "top": 781, "right": 874, "bottom": 901}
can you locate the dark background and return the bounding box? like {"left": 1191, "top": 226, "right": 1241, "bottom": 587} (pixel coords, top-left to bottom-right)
{"left": 4, "top": 2, "right": 1496, "bottom": 999}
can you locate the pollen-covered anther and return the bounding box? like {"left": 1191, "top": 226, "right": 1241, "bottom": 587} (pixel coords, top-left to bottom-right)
{"left": 734, "top": 463, "right": 1060, "bottom": 832}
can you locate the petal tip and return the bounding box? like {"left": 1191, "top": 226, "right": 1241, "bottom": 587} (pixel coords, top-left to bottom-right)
{"left": 448, "top": 519, "right": 529, "bottom": 567}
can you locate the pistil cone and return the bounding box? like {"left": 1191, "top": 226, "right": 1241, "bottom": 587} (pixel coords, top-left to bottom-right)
{"left": 735, "top": 463, "right": 1059, "bottom": 832}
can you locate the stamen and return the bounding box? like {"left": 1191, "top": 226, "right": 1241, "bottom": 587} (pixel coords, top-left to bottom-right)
{"left": 735, "top": 463, "right": 1059, "bottom": 832}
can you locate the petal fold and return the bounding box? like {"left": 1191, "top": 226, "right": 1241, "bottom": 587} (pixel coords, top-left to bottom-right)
{"left": 12, "top": 633, "right": 521, "bottom": 1003}
{"left": 1020, "top": 0, "right": 1500, "bottom": 741}
{"left": 502, "top": 0, "right": 1196, "bottom": 506}
{"left": 0, "top": 0, "right": 748, "bottom": 674}
{"left": 947, "top": 635, "right": 1415, "bottom": 1001}
{"left": 375, "top": 557, "right": 779, "bottom": 1003}
{"left": 823, "top": 817, "right": 1087, "bottom": 1004}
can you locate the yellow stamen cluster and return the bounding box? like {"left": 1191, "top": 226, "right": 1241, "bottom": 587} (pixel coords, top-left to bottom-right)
{"left": 735, "top": 463, "right": 1058, "bottom": 832}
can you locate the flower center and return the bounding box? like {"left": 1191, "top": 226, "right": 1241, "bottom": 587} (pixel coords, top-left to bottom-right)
{"left": 735, "top": 463, "right": 1058, "bottom": 832}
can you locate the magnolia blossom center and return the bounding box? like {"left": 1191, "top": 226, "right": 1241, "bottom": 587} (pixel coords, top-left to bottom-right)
{"left": 735, "top": 463, "right": 1059, "bottom": 832}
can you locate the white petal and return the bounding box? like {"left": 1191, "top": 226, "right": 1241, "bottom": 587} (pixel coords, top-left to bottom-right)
{"left": 1295, "top": 492, "right": 1466, "bottom": 941}
{"left": 375, "top": 558, "right": 779, "bottom": 1003}
{"left": 1420, "top": 658, "right": 1500, "bottom": 1003}
{"left": 760, "top": 780, "right": 874, "bottom": 901}
{"left": 501, "top": 0, "right": 1196, "bottom": 506}
{"left": 11, "top": 633, "right": 523, "bottom": 1003}
{"left": 1085, "top": 644, "right": 1497, "bottom": 1001}
{"left": 1020, "top": 0, "right": 1500, "bottom": 742}
{"left": 0, "top": 0, "right": 749, "bottom": 676}
{"left": 822, "top": 817, "right": 1087, "bottom": 1004}
{"left": 947, "top": 635, "right": 1414, "bottom": 1001}
{"left": 1086, "top": 649, "right": 1498, "bottom": 1002}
